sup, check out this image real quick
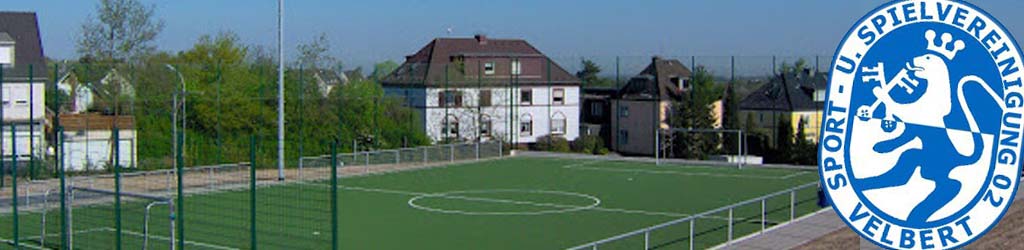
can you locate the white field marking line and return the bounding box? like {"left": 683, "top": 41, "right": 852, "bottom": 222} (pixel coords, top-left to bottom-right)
{"left": 564, "top": 165, "right": 806, "bottom": 180}
{"left": 23, "top": 226, "right": 111, "bottom": 239}
{"left": 113, "top": 227, "right": 240, "bottom": 250}
{"left": 43, "top": 226, "right": 236, "bottom": 250}
{"left": 0, "top": 237, "right": 48, "bottom": 250}
{"left": 300, "top": 182, "right": 698, "bottom": 218}
{"left": 407, "top": 189, "right": 602, "bottom": 216}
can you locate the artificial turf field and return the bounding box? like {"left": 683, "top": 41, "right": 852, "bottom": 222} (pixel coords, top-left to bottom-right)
{"left": 1, "top": 156, "right": 822, "bottom": 250}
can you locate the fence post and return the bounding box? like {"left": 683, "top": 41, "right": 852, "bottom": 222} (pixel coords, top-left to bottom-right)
{"left": 176, "top": 125, "right": 185, "bottom": 250}
{"left": 791, "top": 190, "right": 796, "bottom": 221}
{"left": 114, "top": 127, "right": 122, "bottom": 250}
{"left": 644, "top": 230, "right": 650, "bottom": 250}
{"left": 395, "top": 150, "right": 399, "bottom": 165}
{"left": 449, "top": 144, "right": 455, "bottom": 162}
{"left": 250, "top": 135, "right": 257, "bottom": 249}
{"left": 29, "top": 64, "right": 34, "bottom": 180}
{"left": 761, "top": 199, "right": 767, "bottom": 232}
{"left": 728, "top": 207, "right": 734, "bottom": 243}
{"left": 330, "top": 141, "right": 339, "bottom": 250}
{"left": 476, "top": 142, "right": 480, "bottom": 160}
{"left": 59, "top": 126, "right": 68, "bottom": 250}
{"left": 11, "top": 124, "right": 19, "bottom": 249}
{"left": 423, "top": 147, "right": 428, "bottom": 165}
{"left": 689, "top": 219, "right": 695, "bottom": 250}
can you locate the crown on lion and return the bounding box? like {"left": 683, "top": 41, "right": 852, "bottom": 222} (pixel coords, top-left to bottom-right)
{"left": 925, "top": 30, "right": 966, "bottom": 60}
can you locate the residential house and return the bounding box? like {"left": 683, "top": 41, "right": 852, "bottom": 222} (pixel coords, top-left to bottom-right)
{"left": 0, "top": 12, "right": 47, "bottom": 161}
{"left": 610, "top": 57, "right": 710, "bottom": 156}
{"left": 57, "top": 72, "right": 95, "bottom": 114}
{"left": 739, "top": 69, "right": 827, "bottom": 147}
{"left": 313, "top": 69, "right": 347, "bottom": 97}
{"left": 580, "top": 86, "right": 616, "bottom": 148}
{"left": 381, "top": 35, "right": 581, "bottom": 144}
{"left": 57, "top": 114, "right": 136, "bottom": 171}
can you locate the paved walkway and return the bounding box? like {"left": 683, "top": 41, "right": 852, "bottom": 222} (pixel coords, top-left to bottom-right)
{"left": 717, "top": 208, "right": 846, "bottom": 250}
{"left": 722, "top": 177, "right": 1024, "bottom": 250}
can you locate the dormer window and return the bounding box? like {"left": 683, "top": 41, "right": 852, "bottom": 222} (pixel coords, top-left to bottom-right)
{"left": 671, "top": 76, "right": 690, "bottom": 90}
{"left": 0, "top": 32, "right": 14, "bottom": 67}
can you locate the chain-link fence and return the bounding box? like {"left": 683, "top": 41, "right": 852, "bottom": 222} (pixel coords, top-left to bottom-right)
{"left": 0, "top": 55, "right": 825, "bottom": 249}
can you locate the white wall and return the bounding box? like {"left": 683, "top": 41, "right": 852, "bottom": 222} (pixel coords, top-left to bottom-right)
{"left": 1, "top": 128, "right": 44, "bottom": 160}
{"left": 62, "top": 129, "right": 137, "bottom": 171}
{"left": 386, "top": 85, "right": 580, "bottom": 144}
{"left": 2, "top": 82, "right": 46, "bottom": 121}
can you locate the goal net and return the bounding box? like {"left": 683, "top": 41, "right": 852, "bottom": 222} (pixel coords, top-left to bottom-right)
{"left": 659, "top": 128, "right": 748, "bottom": 168}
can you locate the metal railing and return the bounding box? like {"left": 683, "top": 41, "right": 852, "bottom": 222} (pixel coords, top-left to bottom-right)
{"left": 566, "top": 181, "right": 821, "bottom": 250}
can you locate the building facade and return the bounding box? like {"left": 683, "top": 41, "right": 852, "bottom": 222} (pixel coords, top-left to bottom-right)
{"left": 739, "top": 69, "right": 827, "bottom": 146}
{"left": 382, "top": 35, "right": 581, "bottom": 144}
{"left": 0, "top": 12, "right": 47, "bottom": 161}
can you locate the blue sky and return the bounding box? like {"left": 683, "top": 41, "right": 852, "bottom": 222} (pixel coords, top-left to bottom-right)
{"left": 7, "top": 0, "right": 1024, "bottom": 70}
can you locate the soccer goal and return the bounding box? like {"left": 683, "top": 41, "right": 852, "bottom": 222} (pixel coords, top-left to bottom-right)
{"left": 62, "top": 186, "right": 175, "bottom": 250}
{"left": 658, "top": 128, "right": 748, "bottom": 168}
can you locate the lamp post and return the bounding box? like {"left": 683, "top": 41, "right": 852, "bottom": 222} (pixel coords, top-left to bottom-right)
{"left": 166, "top": 65, "right": 187, "bottom": 169}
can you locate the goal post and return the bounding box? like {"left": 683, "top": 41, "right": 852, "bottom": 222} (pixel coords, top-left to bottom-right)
{"left": 658, "top": 128, "right": 747, "bottom": 168}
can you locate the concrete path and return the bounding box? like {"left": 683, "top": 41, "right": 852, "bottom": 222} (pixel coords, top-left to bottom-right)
{"left": 716, "top": 208, "right": 846, "bottom": 250}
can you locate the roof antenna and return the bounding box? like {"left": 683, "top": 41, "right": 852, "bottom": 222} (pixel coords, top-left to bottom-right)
{"left": 446, "top": 26, "right": 454, "bottom": 35}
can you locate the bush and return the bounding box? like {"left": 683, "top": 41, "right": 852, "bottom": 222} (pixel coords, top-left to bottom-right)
{"left": 572, "top": 135, "right": 605, "bottom": 155}
{"left": 596, "top": 148, "right": 610, "bottom": 155}
{"left": 534, "top": 135, "right": 571, "bottom": 152}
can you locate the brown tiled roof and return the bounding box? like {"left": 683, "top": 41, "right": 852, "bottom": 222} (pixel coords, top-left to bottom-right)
{"left": 382, "top": 36, "right": 579, "bottom": 87}
{"left": 58, "top": 114, "right": 135, "bottom": 131}
{"left": 619, "top": 57, "right": 692, "bottom": 101}
{"left": 0, "top": 12, "right": 48, "bottom": 81}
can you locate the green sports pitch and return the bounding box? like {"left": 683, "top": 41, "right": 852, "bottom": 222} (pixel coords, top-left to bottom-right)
{"left": 1, "top": 156, "right": 822, "bottom": 250}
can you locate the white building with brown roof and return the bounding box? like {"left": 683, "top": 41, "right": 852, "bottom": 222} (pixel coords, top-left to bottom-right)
{"left": 381, "top": 35, "right": 580, "bottom": 144}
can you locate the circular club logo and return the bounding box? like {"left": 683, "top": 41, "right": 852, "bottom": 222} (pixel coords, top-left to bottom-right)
{"left": 819, "top": 0, "right": 1024, "bottom": 249}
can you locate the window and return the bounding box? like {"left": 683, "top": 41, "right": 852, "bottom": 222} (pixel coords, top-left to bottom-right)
{"left": 619, "top": 105, "right": 629, "bottom": 118}
{"left": 511, "top": 59, "right": 521, "bottom": 75}
{"left": 439, "top": 90, "right": 462, "bottom": 107}
{"left": 479, "top": 90, "right": 492, "bottom": 107}
{"left": 551, "top": 116, "right": 566, "bottom": 135}
{"left": 552, "top": 88, "right": 565, "bottom": 105}
{"left": 442, "top": 116, "right": 459, "bottom": 139}
{"left": 1, "top": 87, "right": 9, "bottom": 106}
{"left": 520, "top": 114, "right": 533, "bottom": 136}
{"left": 672, "top": 76, "right": 690, "bottom": 90}
{"left": 0, "top": 44, "right": 13, "bottom": 66}
{"left": 479, "top": 116, "right": 492, "bottom": 137}
{"left": 618, "top": 130, "right": 629, "bottom": 145}
{"left": 591, "top": 103, "right": 604, "bottom": 117}
{"left": 484, "top": 62, "right": 495, "bottom": 75}
{"left": 520, "top": 89, "right": 532, "bottom": 106}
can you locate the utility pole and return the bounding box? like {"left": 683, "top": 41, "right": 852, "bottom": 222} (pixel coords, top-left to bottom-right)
{"left": 277, "top": 0, "right": 286, "bottom": 181}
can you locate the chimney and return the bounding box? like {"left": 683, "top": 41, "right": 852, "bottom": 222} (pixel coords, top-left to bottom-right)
{"left": 652, "top": 56, "right": 663, "bottom": 63}
{"left": 475, "top": 34, "right": 488, "bottom": 45}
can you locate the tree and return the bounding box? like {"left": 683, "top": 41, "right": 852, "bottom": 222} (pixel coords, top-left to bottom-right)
{"left": 671, "top": 67, "right": 722, "bottom": 159}
{"left": 77, "top": 0, "right": 165, "bottom": 61}
{"left": 792, "top": 117, "right": 818, "bottom": 165}
{"left": 771, "top": 117, "right": 795, "bottom": 163}
{"left": 296, "top": 33, "right": 340, "bottom": 70}
{"left": 576, "top": 59, "right": 615, "bottom": 87}
{"left": 370, "top": 60, "right": 399, "bottom": 81}
{"left": 721, "top": 83, "right": 741, "bottom": 154}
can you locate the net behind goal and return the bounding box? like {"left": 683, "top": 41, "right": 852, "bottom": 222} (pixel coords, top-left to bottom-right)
{"left": 64, "top": 186, "right": 174, "bottom": 250}
{"left": 659, "top": 128, "right": 748, "bottom": 168}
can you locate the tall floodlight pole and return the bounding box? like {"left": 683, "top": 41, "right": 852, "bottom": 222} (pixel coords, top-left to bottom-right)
{"left": 277, "top": 0, "right": 286, "bottom": 181}
{"left": 166, "top": 65, "right": 187, "bottom": 169}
